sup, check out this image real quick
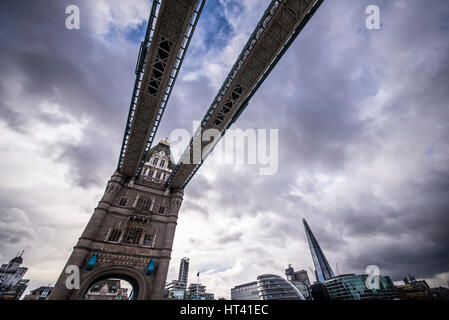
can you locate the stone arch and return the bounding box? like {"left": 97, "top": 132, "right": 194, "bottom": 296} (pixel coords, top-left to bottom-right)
{"left": 77, "top": 265, "right": 147, "bottom": 300}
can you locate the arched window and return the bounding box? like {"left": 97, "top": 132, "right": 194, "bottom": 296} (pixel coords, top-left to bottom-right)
{"left": 160, "top": 160, "right": 165, "bottom": 168}
{"left": 153, "top": 157, "right": 159, "bottom": 165}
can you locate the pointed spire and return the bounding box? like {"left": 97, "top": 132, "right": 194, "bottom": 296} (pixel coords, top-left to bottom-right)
{"left": 303, "top": 218, "right": 335, "bottom": 283}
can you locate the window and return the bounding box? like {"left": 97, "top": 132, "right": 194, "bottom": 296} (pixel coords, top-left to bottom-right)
{"left": 143, "top": 234, "right": 154, "bottom": 247}
{"left": 136, "top": 197, "right": 152, "bottom": 211}
{"left": 156, "top": 172, "right": 161, "bottom": 180}
{"left": 160, "top": 160, "right": 165, "bottom": 167}
{"left": 107, "top": 228, "right": 122, "bottom": 242}
{"left": 118, "top": 197, "right": 127, "bottom": 207}
{"left": 138, "top": 197, "right": 144, "bottom": 208}
{"left": 143, "top": 199, "right": 151, "bottom": 211}
{"left": 153, "top": 158, "right": 158, "bottom": 165}
{"left": 158, "top": 206, "right": 165, "bottom": 214}
{"left": 123, "top": 226, "right": 143, "bottom": 245}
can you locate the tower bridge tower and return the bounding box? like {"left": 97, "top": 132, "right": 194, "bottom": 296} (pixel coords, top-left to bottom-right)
{"left": 50, "top": 141, "right": 184, "bottom": 300}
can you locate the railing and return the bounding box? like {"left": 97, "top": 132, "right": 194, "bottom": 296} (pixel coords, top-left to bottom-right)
{"left": 117, "top": 0, "right": 161, "bottom": 172}
{"left": 134, "top": 0, "right": 207, "bottom": 178}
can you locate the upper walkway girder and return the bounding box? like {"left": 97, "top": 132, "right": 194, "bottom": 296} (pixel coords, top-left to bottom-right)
{"left": 167, "top": 0, "right": 324, "bottom": 189}
{"left": 118, "top": 0, "right": 205, "bottom": 178}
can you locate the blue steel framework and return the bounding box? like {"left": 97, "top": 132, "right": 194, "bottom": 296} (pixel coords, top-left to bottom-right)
{"left": 166, "top": 0, "right": 325, "bottom": 189}
{"left": 117, "top": 0, "right": 206, "bottom": 178}
{"left": 117, "top": 1, "right": 159, "bottom": 174}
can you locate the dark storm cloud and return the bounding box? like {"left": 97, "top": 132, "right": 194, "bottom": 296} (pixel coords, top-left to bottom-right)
{"left": 1, "top": 0, "right": 449, "bottom": 296}
{"left": 185, "top": 0, "right": 449, "bottom": 283}
{"left": 0, "top": 207, "right": 35, "bottom": 251}
{"left": 0, "top": 103, "right": 26, "bottom": 133}
{"left": 341, "top": 170, "right": 449, "bottom": 280}
{"left": 0, "top": 0, "right": 140, "bottom": 188}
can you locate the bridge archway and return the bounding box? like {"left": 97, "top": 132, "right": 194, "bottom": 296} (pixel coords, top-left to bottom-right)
{"left": 77, "top": 266, "right": 147, "bottom": 300}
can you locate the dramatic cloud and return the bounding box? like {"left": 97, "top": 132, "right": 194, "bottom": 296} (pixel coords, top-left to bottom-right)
{"left": 0, "top": 0, "right": 448, "bottom": 299}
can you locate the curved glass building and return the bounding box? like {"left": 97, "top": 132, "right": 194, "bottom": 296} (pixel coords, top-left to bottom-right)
{"left": 256, "top": 274, "right": 305, "bottom": 300}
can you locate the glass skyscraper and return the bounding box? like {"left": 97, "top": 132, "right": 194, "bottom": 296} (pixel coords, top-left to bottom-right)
{"left": 285, "top": 265, "right": 311, "bottom": 299}
{"left": 303, "top": 218, "right": 335, "bottom": 282}
{"left": 178, "top": 257, "right": 189, "bottom": 287}
{"left": 230, "top": 281, "right": 259, "bottom": 300}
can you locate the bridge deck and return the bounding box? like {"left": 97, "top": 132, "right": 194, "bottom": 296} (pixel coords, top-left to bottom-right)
{"left": 118, "top": 0, "right": 205, "bottom": 178}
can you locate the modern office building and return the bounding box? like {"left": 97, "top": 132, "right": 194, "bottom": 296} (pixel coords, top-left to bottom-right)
{"left": 186, "top": 283, "right": 213, "bottom": 300}
{"left": 302, "top": 218, "right": 400, "bottom": 301}
{"left": 325, "top": 274, "right": 398, "bottom": 300}
{"left": 178, "top": 257, "right": 190, "bottom": 286}
{"left": 430, "top": 286, "right": 449, "bottom": 300}
{"left": 395, "top": 274, "right": 434, "bottom": 300}
{"left": 291, "top": 281, "right": 310, "bottom": 300}
{"left": 0, "top": 252, "right": 30, "bottom": 300}
{"left": 165, "top": 280, "right": 186, "bottom": 300}
{"left": 310, "top": 281, "right": 331, "bottom": 300}
{"left": 303, "top": 218, "right": 335, "bottom": 282}
{"left": 256, "top": 274, "right": 305, "bottom": 300}
{"left": 203, "top": 293, "right": 215, "bottom": 300}
{"left": 295, "top": 270, "right": 311, "bottom": 287}
{"left": 285, "top": 265, "right": 311, "bottom": 299}
{"left": 23, "top": 286, "right": 53, "bottom": 300}
{"left": 285, "top": 265, "right": 310, "bottom": 286}
{"left": 165, "top": 257, "right": 190, "bottom": 299}
{"left": 231, "top": 281, "right": 259, "bottom": 300}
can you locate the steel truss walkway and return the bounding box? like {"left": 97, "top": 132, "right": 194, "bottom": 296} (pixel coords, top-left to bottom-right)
{"left": 117, "top": 0, "right": 205, "bottom": 178}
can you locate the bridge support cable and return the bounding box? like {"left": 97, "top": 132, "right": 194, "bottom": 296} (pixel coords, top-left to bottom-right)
{"left": 117, "top": 0, "right": 206, "bottom": 178}
{"left": 167, "top": 0, "right": 325, "bottom": 189}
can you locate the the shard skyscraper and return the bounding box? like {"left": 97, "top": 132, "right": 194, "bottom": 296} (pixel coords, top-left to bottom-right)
{"left": 303, "top": 218, "right": 335, "bottom": 283}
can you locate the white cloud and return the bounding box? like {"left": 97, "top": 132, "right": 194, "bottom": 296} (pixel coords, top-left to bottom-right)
{"left": 1, "top": 0, "right": 448, "bottom": 300}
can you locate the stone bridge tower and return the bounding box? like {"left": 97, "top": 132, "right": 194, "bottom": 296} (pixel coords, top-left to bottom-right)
{"left": 49, "top": 140, "right": 183, "bottom": 300}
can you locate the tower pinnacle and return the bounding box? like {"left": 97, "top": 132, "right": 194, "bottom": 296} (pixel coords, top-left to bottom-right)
{"left": 303, "top": 218, "right": 335, "bottom": 283}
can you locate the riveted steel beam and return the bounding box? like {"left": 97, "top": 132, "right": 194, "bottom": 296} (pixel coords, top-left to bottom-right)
{"left": 118, "top": 0, "right": 206, "bottom": 178}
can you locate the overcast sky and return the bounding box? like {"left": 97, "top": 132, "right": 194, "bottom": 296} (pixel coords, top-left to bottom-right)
{"left": 1, "top": 0, "right": 448, "bottom": 299}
